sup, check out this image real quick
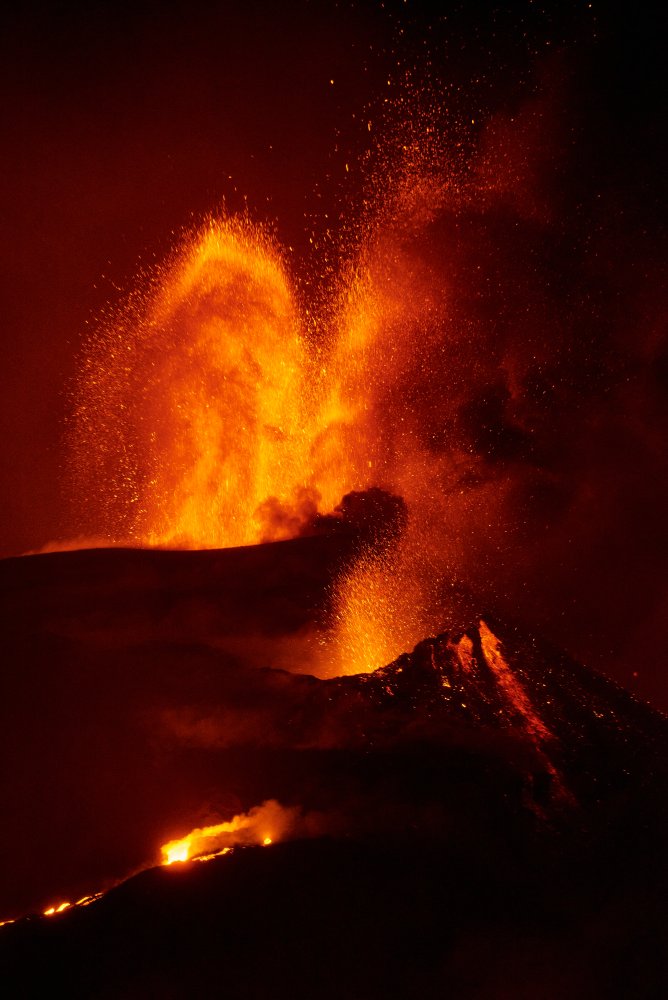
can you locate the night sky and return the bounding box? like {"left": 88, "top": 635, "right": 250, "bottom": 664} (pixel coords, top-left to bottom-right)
{"left": 0, "top": 2, "right": 665, "bottom": 698}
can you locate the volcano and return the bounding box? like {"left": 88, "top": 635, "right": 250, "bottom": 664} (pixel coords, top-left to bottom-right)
{"left": 1, "top": 536, "right": 667, "bottom": 997}
{"left": 0, "top": 0, "right": 665, "bottom": 994}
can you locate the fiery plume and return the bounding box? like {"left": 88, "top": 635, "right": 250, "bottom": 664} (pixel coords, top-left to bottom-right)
{"left": 160, "top": 800, "right": 299, "bottom": 866}
{"left": 69, "top": 148, "right": 472, "bottom": 672}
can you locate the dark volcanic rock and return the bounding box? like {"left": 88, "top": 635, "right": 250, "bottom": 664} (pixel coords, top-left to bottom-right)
{"left": 1, "top": 544, "right": 667, "bottom": 997}
{"left": 1, "top": 830, "right": 667, "bottom": 998}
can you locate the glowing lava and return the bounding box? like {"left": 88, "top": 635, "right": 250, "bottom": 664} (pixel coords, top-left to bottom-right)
{"left": 479, "top": 620, "right": 554, "bottom": 744}
{"left": 69, "top": 167, "right": 462, "bottom": 674}
{"left": 160, "top": 800, "right": 295, "bottom": 866}
{"left": 477, "top": 621, "right": 573, "bottom": 805}
{"left": 0, "top": 803, "right": 292, "bottom": 929}
{"left": 71, "top": 167, "right": 453, "bottom": 540}
{"left": 69, "top": 151, "right": 509, "bottom": 676}
{"left": 71, "top": 217, "right": 317, "bottom": 550}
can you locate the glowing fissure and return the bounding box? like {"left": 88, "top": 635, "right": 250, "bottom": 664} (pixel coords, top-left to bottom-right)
{"left": 160, "top": 799, "right": 291, "bottom": 865}
{"left": 0, "top": 801, "right": 288, "bottom": 930}
{"left": 0, "top": 890, "right": 106, "bottom": 929}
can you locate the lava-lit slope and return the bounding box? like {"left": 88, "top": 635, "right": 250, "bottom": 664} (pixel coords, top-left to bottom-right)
{"left": 360, "top": 625, "right": 668, "bottom": 809}
{"left": 4, "top": 835, "right": 665, "bottom": 1000}
{"left": 1, "top": 539, "right": 667, "bottom": 936}
{"left": 0, "top": 535, "right": 358, "bottom": 917}
{"left": 2, "top": 782, "right": 668, "bottom": 998}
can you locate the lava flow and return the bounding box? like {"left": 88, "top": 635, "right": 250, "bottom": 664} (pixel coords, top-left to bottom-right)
{"left": 0, "top": 801, "right": 293, "bottom": 929}
{"left": 161, "top": 800, "right": 295, "bottom": 866}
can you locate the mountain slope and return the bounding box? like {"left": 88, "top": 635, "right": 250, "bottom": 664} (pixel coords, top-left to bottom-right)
{"left": 1, "top": 544, "right": 667, "bottom": 996}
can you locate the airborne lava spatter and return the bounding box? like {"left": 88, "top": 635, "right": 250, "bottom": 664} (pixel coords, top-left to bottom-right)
{"left": 0, "top": 3, "right": 662, "bottom": 991}
{"left": 66, "top": 58, "right": 666, "bottom": 697}
{"left": 71, "top": 218, "right": 315, "bottom": 551}
{"left": 69, "top": 157, "right": 464, "bottom": 670}
{"left": 70, "top": 168, "right": 456, "bottom": 558}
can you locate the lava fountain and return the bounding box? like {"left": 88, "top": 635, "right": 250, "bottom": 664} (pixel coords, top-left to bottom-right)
{"left": 69, "top": 156, "right": 501, "bottom": 673}
{"left": 70, "top": 217, "right": 317, "bottom": 549}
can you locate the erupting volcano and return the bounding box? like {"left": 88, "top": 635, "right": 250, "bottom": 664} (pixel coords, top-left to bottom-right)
{"left": 67, "top": 167, "right": 464, "bottom": 672}
{"left": 1, "top": 1, "right": 666, "bottom": 997}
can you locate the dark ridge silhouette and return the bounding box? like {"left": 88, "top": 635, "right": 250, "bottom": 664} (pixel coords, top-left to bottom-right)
{"left": 1, "top": 539, "right": 667, "bottom": 995}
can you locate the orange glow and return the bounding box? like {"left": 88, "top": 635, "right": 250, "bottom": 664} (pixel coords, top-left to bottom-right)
{"left": 160, "top": 800, "right": 295, "bottom": 866}
{"left": 70, "top": 171, "right": 451, "bottom": 551}
{"left": 477, "top": 621, "right": 573, "bottom": 804}
{"left": 327, "top": 537, "right": 433, "bottom": 675}
{"left": 71, "top": 217, "right": 317, "bottom": 550}
{"left": 328, "top": 547, "right": 405, "bottom": 675}
{"left": 478, "top": 621, "right": 553, "bottom": 743}
{"left": 456, "top": 634, "right": 475, "bottom": 673}
{"left": 164, "top": 842, "right": 190, "bottom": 866}
{"left": 74, "top": 893, "right": 104, "bottom": 907}
{"left": 69, "top": 164, "right": 484, "bottom": 674}
{"left": 3, "top": 892, "right": 104, "bottom": 927}
{"left": 0, "top": 806, "right": 291, "bottom": 930}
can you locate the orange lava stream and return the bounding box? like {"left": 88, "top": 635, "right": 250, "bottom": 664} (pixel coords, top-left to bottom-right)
{"left": 478, "top": 621, "right": 573, "bottom": 804}
{"left": 0, "top": 802, "right": 290, "bottom": 930}
{"left": 160, "top": 800, "right": 285, "bottom": 866}
{"left": 478, "top": 621, "right": 554, "bottom": 744}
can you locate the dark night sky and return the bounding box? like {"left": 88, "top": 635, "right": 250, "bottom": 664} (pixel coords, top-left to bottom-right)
{"left": 0, "top": 2, "right": 665, "bottom": 696}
